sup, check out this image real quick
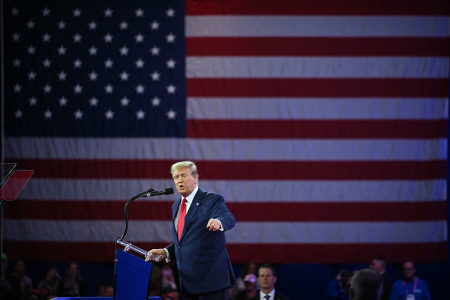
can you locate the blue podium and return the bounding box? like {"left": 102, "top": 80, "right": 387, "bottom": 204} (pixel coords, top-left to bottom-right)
{"left": 56, "top": 298, "right": 160, "bottom": 300}
{"left": 114, "top": 249, "right": 154, "bottom": 300}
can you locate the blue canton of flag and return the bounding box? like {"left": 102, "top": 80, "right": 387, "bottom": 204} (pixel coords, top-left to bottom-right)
{"left": 5, "top": 0, "right": 186, "bottom": 137}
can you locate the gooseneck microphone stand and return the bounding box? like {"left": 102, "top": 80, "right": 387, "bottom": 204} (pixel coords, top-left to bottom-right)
{"left": 113, "top": 187, "right": 174, "bottom": 300}
{"left": 118, "top": 188, "right": 155, "bottom": 242}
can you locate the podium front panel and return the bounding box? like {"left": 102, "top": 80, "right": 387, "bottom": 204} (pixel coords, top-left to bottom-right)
{"left": 115, "top": 249, "right": 153, "bottom": 300}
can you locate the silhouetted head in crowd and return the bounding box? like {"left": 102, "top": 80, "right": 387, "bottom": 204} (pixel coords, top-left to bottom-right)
{"left": 350, "top": 269, "right": 383, "bottom": 300}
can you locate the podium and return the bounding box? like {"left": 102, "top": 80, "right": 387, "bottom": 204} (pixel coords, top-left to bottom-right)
{"left": 112, "top": 239, "right": 162, "bottom": 300}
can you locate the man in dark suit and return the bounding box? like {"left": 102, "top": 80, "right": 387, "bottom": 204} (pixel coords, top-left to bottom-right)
{"left": 250, "top": 264, "right": 290, "bottom": 300}
{"left": 149, "top": 161, "right": 236, "bottom": 300}
{"left": 369, "top": 257, "right": 392, "bottom": 300}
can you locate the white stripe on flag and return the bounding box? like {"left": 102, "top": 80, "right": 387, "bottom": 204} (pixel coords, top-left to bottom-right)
{"left": 5, "top": 138, "right": 446, "bottom": 161}
{"left": 186, "top": 57, "right": 449, "bottom": 78}
{"left": 5, "top": 220, "right": 447, "bottom": 243}
{"left": 187, "top": 98, "right": 448, "bottom": 120}
{"left": 186, "top": 16, "right": 450, "bottom": 37}
{"left": 17, "top": 179, "right": 446, "bottom": 202}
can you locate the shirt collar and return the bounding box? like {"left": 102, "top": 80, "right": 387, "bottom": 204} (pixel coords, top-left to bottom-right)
{"left": 184, "top": 186, "right": 199, "bottom": 204}
{"left": 260, "top": 289, "right": 275, "bottom": 300}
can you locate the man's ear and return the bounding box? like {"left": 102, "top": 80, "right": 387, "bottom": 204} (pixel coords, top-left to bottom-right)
{"left": 349, "top": 288, "right": 354, "bottom": 300}
{"left": 274, "top": 276, "right": 277, "bottom": 284}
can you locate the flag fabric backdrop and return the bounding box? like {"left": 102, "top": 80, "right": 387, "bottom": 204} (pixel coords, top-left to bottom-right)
{"left": 2, "top": 0, "right": 449, "bottom": 264}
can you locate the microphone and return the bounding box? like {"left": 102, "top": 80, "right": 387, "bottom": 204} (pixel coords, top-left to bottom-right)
{"left": 142, "top": 188, "right": 174, "bottom": 197}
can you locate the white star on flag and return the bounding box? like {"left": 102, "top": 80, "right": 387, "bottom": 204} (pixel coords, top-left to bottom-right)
{"left": 150, "top": 46, "right": 160, "bottom": 56}
{"left": 42, "top": 33, "right": 51, "bottom": 42}
{"left": 73, "top": 33, "right": 82, "bottom": 43}
{"left": 74, "top": 84, "right": 83, "bottom": 94}
{"left": 73, "top": 59, "right": 82, "bottom": 68}
{"left": 11, "top": 7, "right": 19, "bottom": 16}
{"left": 14, "top": 84, "right": 22, "bottom": 93}
{"left": 13, "top": 59, "right": 21, "bottom": 67}
{"left": 166, "top": 33, "right": 176, "bottom": 43}
{"left": 44, "top": 109, "right": 52, "bottom": 119}
{"left": 104, "top": 59, "right": 113, "bottom": 68}
{"left": 135, "top": 8, "right": 144, "bottom": 17}
{"left": 136, "top": 110, "right": 145, "bottom": 119}
{"left": 104, "top": 8, "right": 113, "bottom": 17}
{"left": 58, "top": 21, "right": 66, "bottom": 30}
{"left": 166, "top": 84, "right": 176, "bottom": 94}
{"left": 27, "top": 20, "right": 35, "bottom": 29}
{"left": 29, "top": 97, "right": 37, "bottom": 106}
{"left": 89, "top": 21, "right": 97, "bottom": 30}
{"left": 15, "top": 109, "right": 23, "bottom": 119}
{"left": 58, "top": 71, "right": 67, "bottom": 81}
{"left": 58, "top": 46, "right": 67, "bottom": 55}
{"left": 135, "top": 34, "right": 144, "bottom": 43}
{"left": 120, "top": 21, "right": 128, "bottom": 30}
{"left": 12, "top": 33, "right": 20, "bottom": 41}
{"left": 120, "top": 97, "right": 130, "bottom": 106}
{"left": 136, "top": 84, "right": 145, "bottom": 94}
{"left": 135, "top": 59, "right": 145, "bottom": 68}
{"left": 89, "top": 72, "right": 98, "bottom": 81}
{"left": 43, "top": 84, "right": 52, "bottom": 93}
{"left": 151, "top": 97, "right": 161, "bottom": 106}
{"left": 27, "top": 46, "right": 36, "bottom": 54}
{"left": 166, "top": 109, "right": 176, "bottom": 119}
{"left": 166, "top": 59, "right": 176, "bottom": 68}
{"left": 150, "top": 21, "right": 160, "bottom": 30}
{"left": 42, "top": 8, "right": 50, "bottom": 16}
{"left": 73, "top": 9, "right": 82, "bottom": 17}
{"left": 89, "top": 46, "right": 98, "bottom": 55}
{"left": 90, "top": 98, "right": 99, "bottom": 106}
{"left": 120, "top": 72, "right": 129, "bottom": 81}
{"left": 105, "top": 84, "right": 114, "bottom": 94}
{"left": 59, "top": 97, "right": 68, "bottom": 106}
{"left": 28, "top": 71, "right": 36, "bottom": 80}
{"left": 75, "top": 109, "right": 83, "bottom": 119}
{"left": 151, "top": 71, "right": 160, "bottom": 81}
{"left": 166, "top": 8, "right": 175, "bottom": 17}
{"left": 120, "top": 46, "right": 129, "bottom": 56}
{"left": 43, "top": 59, "right": 51, "bottom": 68}
{"left": 105, "top": 109, "right": 114, "bottom": 119}
{"left": 104, "top": 33, "right": 113, "bottom": 43}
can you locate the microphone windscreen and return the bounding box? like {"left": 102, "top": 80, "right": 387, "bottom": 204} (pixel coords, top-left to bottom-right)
{"left": 165, "top": 188, "right": 174, "bottom": 195}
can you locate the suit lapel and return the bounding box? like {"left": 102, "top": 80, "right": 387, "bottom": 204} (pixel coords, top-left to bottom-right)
{"left": 180, "top": 188, "right": 203, "bottom": 241}
{"left": 172, "top": 197, "right": 181, "bottom": 234}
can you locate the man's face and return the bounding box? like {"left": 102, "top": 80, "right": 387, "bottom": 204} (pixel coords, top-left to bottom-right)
{"left": 257, "top": 268, "right": 277, "bottom": 292}
{"left": 14, "top": 260, "right": 25, "bottom": 275}
{"left": 370, "top": 259, "right": 383, "bottom": 273}
{"left": 173, "top": 167, "right": 198, "bottom": 197}
{"left": 402, "top": 262, "right": 416, "bottom": 281}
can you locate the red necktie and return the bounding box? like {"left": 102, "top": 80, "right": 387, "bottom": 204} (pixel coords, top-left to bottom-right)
{"left": 177, "top": 198, "right": 187, "bottom": 241}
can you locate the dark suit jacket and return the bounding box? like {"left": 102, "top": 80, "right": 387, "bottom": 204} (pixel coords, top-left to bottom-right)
{"left": 166, "top": 188, "right": 236, "bottom": 294}
{"left": 381, "top": 272, "right": 393, "bottom": 300}
{"left": 250, "top": 290, "right": 291, "bottom": 300}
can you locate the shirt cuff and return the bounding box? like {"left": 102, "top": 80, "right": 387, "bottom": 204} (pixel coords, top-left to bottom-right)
{"left": 216, "top": 219, "right": 224, "bottom": 231}
{"left": 164, "top": 248, "right": 170, "bottom": 262}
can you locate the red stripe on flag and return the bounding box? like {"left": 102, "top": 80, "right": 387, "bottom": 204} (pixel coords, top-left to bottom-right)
{"left": 186, "top": 0, "right": 450, "bottom": 16}
{"left": 5, "top": 201, "right": 447, "bottom": 222}
{"left": 3, "top": 241, "right": 447, "bottom": 263}
{"left": 187, "top": 120, "right": 448, "bottom": 139}
{"left": 186, "top": 37, "right": 450, "bottom": 57}
{"left": 187, "top": 79, "right": 449, "bottom": 97}
{"left": 5, "top": 159, "right": 446, "bottom": 180}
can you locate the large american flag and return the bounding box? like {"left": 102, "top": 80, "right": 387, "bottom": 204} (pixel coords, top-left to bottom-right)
{"left": 3, "top": 0, "right": 448, "bottom": 264}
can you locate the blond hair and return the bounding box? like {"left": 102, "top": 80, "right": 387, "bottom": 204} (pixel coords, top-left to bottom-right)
{"left": 170, "top": 161, "right": 199, "bottom": 177}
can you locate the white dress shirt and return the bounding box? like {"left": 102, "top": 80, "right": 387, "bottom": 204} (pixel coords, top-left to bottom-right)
{"left": 259, "top": 289, "right": 275, "bottom": 300}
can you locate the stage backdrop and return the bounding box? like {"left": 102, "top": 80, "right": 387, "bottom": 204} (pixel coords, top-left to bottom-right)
{"left": 2, "top": 0, "right": 448, "bottom": 264}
